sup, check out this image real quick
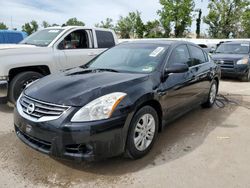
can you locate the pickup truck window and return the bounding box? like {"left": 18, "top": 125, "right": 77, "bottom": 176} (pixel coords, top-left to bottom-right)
{"left": 58, "top": 30, "right": 89, "bottom": 50}
{"left": 96, "top": 30, "right": 115, "bottom": 48}
{"left": 20, "top": 29, "right": 63, "bottom": 47}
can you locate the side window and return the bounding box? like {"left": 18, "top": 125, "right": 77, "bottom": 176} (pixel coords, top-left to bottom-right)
{"left": 58, "top": 30, "right": 89, "bottom": 50}
{"left": 203, "top": 51, "right": 209, "bottom": 62}
{"left": 188, "top": 45, "right": 206, "bottom": 66}
{"left": 96, "top": 31, "right": 115, "bottom": 48}
{"left": 169, "top": 45, "right": 191, "bottom": 66}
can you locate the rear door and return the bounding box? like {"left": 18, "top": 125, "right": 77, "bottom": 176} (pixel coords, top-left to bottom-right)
{"left": 187, "top": 45, "right": 211, "bottom": 103}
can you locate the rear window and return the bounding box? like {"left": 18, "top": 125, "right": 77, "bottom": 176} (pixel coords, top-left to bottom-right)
{"left": 96, "top": 30, "right": 115, "bottom": 48}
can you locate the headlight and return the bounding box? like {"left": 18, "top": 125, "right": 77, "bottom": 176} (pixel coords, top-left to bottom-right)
{"left": 236, "top": 57, "right": 249, "bottom": 65}
{"left": 71, "top": 92, "right": 127, "bottom": 122}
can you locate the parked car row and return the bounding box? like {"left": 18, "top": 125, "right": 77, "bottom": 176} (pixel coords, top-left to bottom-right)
{"left": 1, "top": 26, "right": 249, "bottom": 161}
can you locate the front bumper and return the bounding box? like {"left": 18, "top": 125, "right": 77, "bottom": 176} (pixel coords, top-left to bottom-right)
{"left": 14, "top": 107, "right": 131, "bottom": 161}
{"left": 0, "top": 80, "right": 8, "bottom": 104}
{"left": 220, "top": 64, "right": 249, "bottom": 78}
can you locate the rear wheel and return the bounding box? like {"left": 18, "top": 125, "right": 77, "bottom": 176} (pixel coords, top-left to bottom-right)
{"left": 8, "top": 71, "right": 43, "bottom": 103}
{"left": 125, "top": 106, "right": 159, "bottom": 159}
{"left": 202, "top": 80, "right": 218, "bottom": 108}
{"left": 241, "top": 70, "right": 250, "bottom": 82}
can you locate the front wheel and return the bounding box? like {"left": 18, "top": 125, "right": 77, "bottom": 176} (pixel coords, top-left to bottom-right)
{"left": 202, "top": 80, "right": 218, "bottom": 108}
{"left": 8, "top": 71, "right": 43, "bottom": 103}
{"left": 241, "top": 70, "right": 250, "bottom": 82}
{"left": 125, "top": 106, "right": 159, "bottom": 159}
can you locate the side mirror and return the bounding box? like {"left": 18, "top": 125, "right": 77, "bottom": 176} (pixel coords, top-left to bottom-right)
{"left": 165, "top": 63, "right": 189, "bottom": 74}
{"left": 210, "top": 47, "right": 215, "bottom": 53}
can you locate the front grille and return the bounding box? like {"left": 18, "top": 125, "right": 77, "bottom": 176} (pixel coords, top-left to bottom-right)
{"left": 19, "top": 95, "right": 70, "bottom": 121}
{"left": 216, "top": 60, "right": 235, "bottom": 68}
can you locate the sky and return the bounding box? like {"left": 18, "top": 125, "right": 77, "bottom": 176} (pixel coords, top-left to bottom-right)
{"left": 0, "top": 0, "right": 209, "bottom": 33}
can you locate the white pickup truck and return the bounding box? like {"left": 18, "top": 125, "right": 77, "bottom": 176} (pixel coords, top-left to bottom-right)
{"left": 0, "top": 26, "right": 118, "bottom": 103}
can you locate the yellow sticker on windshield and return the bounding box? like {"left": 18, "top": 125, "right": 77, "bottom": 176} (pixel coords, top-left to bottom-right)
{"left": 149, "top": 47, "right": 165, "bottom": 57}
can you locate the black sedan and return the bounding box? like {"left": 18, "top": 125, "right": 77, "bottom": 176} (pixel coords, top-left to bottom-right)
{"left": 212, "top": 41, "right": 250, "bottom": 81}
{"left": 14, "top": 40, "right": 221, "bottom": 161}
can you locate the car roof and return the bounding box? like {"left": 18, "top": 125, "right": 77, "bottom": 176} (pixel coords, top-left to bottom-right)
{"left": 223, "top": 41, "right": 250, "bottom": 44}
{"left": 122, "top": 39, "right": 194, "bottom": 46}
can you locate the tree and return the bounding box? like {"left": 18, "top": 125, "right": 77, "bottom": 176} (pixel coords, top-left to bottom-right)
{"left": 0, "top": 22, "right": 8, "bottom": 30}
{"left": 22, "top": 20, "right": 38, "bottom": 35}
{"left": 42, "top": 21, "right": 50, "bottom": 28}
{"left": 144, "top": 20, "right": 163, "bottom": 38}
{"left": 241, "top": 9, "right": 250, "bottom": 37}
{"left": 116, "top": 11, "right": 145, "bottom": 38}
{"left": 196, "top": 9, "right": 202, "bottom": 38}
{"left": 203, "top": 0, "right": 250, "bottom": 38}
{"left": 64, "top": 18, "right": 85, "bottom": 26}
{"left": 95, "top": 18, "right": 114, "bottom": 29}
{"left": 135, "top": 12, "right": 145, "bottom": 38}
{"left": 158, "top": 0, "right": 194, "bottom": 38}
{"left": 116, "top": 16, "right": 132, "bottom": 38}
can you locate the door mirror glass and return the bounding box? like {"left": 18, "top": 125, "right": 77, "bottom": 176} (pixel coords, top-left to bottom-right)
{"left": 210, "top": 47, "right": 215, "bottom": 53}
{"left": 165, "top": 63, "right": 189, "bottom": 74}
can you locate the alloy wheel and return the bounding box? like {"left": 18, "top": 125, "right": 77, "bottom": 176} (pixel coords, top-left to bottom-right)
{"left": 209, "top": 83, "right": 217, "bottom": 104}
{"left": 133, "top": 114, "right": 156, "bottom": 151}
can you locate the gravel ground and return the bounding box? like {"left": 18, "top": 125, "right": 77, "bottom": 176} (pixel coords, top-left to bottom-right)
{"left": 0, "top": 80, "right": 250, "bottom": 188}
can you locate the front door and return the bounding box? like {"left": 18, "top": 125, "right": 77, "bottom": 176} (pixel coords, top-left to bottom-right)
{"left": 55, "top": 29, "right": 100, "bottom": 70}
{"left": 158, "top": 44, "right": 196, "bottom": 120}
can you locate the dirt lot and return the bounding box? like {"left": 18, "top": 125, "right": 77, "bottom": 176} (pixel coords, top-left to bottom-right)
{"left": 0, "top": 80, "right": 250, "bottom": 188}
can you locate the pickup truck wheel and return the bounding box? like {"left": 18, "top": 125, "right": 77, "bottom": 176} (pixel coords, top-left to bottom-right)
{"left": 241, "top": 70, "right": 250, "bottom": 82}
{"left": 8, "top": 71, "right": 43, "bottom": 103}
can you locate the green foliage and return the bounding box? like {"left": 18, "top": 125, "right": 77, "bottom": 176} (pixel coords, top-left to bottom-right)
{"left": 42, "top": 21, "right": 50, "bottom": 28}
{"left": 0, "top": 22, "right": 8, "bottom": 30}
{"left": 144, "top": 20, "right": 163, "bottom": 38}
{"left": 204, "top": 0, "right": 250, "bottom": 38}
{"left": 135, "top": 13, "right": 145, "bottom": 38}
{"left": 22, "top": 20, "right": 38, "bottom": 35}
{"left": 242, "top": 9, "right": 250, "bottom": 38}
{"left": 95, "top": 18, "right": 114, "bottom": 29}
{"left": 116, "top": 11, "right": 145, "bottom": 38}
{"left": 158, "top": 0, "right": 194, "bottom": 38}
{"left": 65, "top": 17, "right": 85, "bottom": 26}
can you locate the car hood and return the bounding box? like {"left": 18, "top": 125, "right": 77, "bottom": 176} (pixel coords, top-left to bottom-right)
{"left": 0, "top": 44, "right": 52, "bottom": 57}
{"left": 0, "top": 44, "right": 36, "bottom": 50}
{"left": 211, "top": 53, "right": 248, "bottom": 61}
{"left": 24, "top": 68, "right": 150, "bottom": 106}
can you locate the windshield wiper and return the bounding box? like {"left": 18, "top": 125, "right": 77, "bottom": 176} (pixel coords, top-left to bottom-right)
{"left": 92, "top": 68, "right": 119, "bottom": 73}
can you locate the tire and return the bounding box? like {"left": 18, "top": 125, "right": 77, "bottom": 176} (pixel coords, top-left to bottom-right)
{"left": 8, "top": 71, "right": 43, "bottom": 103}
{"left": 202, "top": 80, "right": 218, "bottom": 108}
{"left": 125, "top": 106, "right": 159, "bottom": 159}
{"left": 241, "top": 70, "right": 250, "bottom": 82}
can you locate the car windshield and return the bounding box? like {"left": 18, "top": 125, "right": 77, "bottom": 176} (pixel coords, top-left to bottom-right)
{"left": 215, "top": 43, "right": 250, "bottom": 54}
{"left": 20, "top": 29, "right": 63, "bottom": 47}
{"left": 86, "top": 43, "right": 169, "bottom": 73}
